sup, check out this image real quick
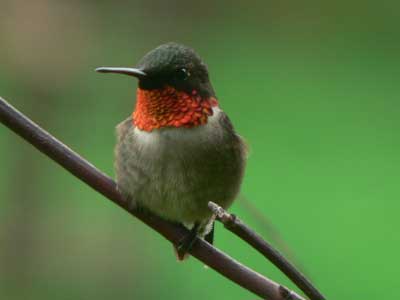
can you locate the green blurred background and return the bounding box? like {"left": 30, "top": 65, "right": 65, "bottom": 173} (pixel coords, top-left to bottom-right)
{"left": 1, "top": 1, "right": 399, "bottom": 299}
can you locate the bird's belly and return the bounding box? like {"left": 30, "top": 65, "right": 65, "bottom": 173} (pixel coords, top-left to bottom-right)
{"left": 124, "top": 155, "right": 225, "bottom": 224}
{"left": 115, "top": 111, "right": 245, "bottom": 225}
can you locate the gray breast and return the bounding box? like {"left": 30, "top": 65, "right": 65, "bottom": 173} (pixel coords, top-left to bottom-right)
{"left": 114, "top": 108, "right": 247, "bottom": 228}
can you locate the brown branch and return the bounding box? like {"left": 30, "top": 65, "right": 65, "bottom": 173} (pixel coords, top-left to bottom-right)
{"left": 208, "top": 202, "right": 325, "bottom": 300}
{"left": 0, "top": 96, "right": 312, "bottom": 300}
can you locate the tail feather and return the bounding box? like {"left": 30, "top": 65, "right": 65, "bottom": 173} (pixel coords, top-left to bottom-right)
{"left": 173, "top": 245, "right": 190, "bottom": 261}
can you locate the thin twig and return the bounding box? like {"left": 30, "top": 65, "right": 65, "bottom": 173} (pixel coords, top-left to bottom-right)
{"left": 0, "top": 96, "right": 315, "bottom": 300}
{"left": 208, "top": 201, "right": 325, "bottom": 300}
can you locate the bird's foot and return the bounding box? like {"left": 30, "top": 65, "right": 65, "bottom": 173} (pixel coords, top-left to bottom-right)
{"left": 176, "top": 224, "right": 199, "bottom": 260}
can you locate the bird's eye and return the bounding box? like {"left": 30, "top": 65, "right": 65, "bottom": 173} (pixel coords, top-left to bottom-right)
{"left": 176, "top": 68, "right": 190, "bottom": 80}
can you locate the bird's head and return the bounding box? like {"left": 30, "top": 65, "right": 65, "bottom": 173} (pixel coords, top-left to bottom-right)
{"left": 96, "top": 43, "right": 219, "bottom": 132}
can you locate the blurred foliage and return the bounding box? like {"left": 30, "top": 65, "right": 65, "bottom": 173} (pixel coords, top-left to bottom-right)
{"left": 1, "top": 0, "right": 400, "bottom": 299}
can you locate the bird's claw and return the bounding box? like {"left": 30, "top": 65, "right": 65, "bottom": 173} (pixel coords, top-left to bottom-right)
{"left": 176, "top": 224, "right": 200, "bottom": 258}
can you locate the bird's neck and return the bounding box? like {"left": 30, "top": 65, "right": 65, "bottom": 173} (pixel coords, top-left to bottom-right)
{"left": 132, "top": 86, "right": 219, "bottom": 132}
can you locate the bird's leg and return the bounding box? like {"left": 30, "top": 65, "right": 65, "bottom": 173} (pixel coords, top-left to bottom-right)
{"left": 204, "top": 221, "right": 215, "bottom": 245}
{"left": 177, "top": 223, "right": 200, "bottom": 257}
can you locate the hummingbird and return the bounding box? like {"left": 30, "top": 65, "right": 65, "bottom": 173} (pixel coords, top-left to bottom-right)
{"left": 96, "top": 42, "right": 247, "bottom": 260}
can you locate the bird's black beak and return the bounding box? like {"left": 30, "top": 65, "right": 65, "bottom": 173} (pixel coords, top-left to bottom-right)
{"left": 95, "top": 67, "right": 147, "bottom": 79}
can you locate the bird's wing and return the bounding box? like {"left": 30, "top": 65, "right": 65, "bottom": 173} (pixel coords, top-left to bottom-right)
{"left": 219, "top": 111, "right": 249, "bottom": 158}
{"left": 116, "top": 116, "right": 133, "bottom": 142}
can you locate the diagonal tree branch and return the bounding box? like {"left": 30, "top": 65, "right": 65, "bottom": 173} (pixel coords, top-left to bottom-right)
{"left": 209, "top": 202, "right": 325, "bottom": 300}
{"left": 0, "top": 96, "right": 313, "bottom": 300}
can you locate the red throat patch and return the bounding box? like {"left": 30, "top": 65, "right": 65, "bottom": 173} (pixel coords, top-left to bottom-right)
{"left": 133, "top": 86, "right": 219, "bottom": 132}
